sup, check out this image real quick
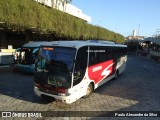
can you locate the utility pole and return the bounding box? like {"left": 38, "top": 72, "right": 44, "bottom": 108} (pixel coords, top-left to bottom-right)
{"left": 136, "top": 24, "right": 140, "bottom": 55}
{"left": 138, "top": 24, "right": 140, "bottom": 37}
{"left": 156, "top": 29, "right": 160, "bottom": 37}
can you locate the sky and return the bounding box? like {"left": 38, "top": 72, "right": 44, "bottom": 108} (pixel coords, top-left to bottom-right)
{"left": 72, "top": 0, "right": 160, "bottom": 37}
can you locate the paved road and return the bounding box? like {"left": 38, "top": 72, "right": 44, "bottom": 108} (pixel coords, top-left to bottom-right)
{"left": 0, "top": 55, "right": 160, "bottom": 120}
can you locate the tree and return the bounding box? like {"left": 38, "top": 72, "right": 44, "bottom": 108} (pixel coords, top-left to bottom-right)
{"left": 60, "top": 0, "right": 72, "bottom": 11}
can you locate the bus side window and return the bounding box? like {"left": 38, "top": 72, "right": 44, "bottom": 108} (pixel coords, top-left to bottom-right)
{"left": 89, "top": 46, "right": 99, "bottom": 65}
{"left": 116, "top": 48, "right": 120, "bottom": 58}
{"left": 106, "top": 47, "right": 113, "bottom": 60}
{"left": 89, "top": 52, "right": 96, "bottom": 65}
{"left": 98, "top": 47, "right": 106, "bottom": 62}
{"left": 73, "top": 46, "right": 88, "bottom": 86}
{"left": 114, "top": 47, "right": 118, "bottom": 59}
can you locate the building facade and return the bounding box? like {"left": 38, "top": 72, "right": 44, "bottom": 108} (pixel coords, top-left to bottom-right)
{"left": 33, "top": 0, "right": 91, "bottom": 22}
{"left": 0, "top": 0, "right": 92, "bottom": 49}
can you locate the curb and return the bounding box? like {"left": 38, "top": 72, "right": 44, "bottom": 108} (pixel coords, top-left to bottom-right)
{"left": 138, "top": 54, "right": 160, "bottom": 63}
{"left": 150, "top": 55, "right": 160, "bottom": 63}
{"left": 0, "top": 65, "right": 10, "bottom": 68}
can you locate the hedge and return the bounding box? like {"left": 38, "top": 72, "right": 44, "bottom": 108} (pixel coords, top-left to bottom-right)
{"left": 0, "top": 0, "right": 125, "bottom": 43}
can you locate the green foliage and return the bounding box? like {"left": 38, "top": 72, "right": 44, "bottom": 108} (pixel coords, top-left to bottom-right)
{"left": 125, "top": 41, "right": 143, "bottom": 52}
{"left": 0, "top": 0, "right": 125, "bottom": 43}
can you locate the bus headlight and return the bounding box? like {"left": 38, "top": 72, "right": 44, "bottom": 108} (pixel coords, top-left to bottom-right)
{"left": 58, "top": 93, "right": 71, "bottom": 96}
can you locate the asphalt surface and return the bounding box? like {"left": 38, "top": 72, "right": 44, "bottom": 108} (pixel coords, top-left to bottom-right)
{"left": 0, "top": 55, "right": 160, "bottom": 120}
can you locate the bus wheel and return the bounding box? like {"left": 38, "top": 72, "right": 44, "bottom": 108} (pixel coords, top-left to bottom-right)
{"left": 84, "top": 83, "right": 93, "bottom": 98}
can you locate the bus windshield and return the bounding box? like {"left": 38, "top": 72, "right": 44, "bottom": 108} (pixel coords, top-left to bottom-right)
{"left": 19, "top": 47, "right": 37, "bottom": 65}
{"left": 34, "top": 47, "right": 76, "bottom": 88}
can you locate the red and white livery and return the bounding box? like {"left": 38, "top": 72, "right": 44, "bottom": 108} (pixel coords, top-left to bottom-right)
{"left": 34, "top": 40, "right": 127, "bottom": 104}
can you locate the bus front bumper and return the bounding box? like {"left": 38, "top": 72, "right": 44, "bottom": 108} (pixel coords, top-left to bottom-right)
{"left": 34, "top": 86, "right": 73, "bottom": 104}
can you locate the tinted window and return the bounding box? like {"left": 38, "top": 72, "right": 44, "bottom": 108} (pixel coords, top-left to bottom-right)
{"left": 99, "top": 47, "right": 106, "bottom": 62}
{"left": 106, "top": 47, "right": 114, "bottom": 60}
{"left": 89, "top": 46, "right": 108, "bottom": 65}
{"left": 89, "top": 46, "right": 98, "bottom": 65}
{"left": 73, "top": 46, "right": 88, "bottom": 86}
{"left": 19, "top": 47, "right": 35, "bottom": 64}
{"left": 35, "top": 47, "right": 76, "bottom": 88}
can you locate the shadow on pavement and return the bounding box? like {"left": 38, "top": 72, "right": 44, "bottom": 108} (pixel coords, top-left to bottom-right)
{"left": 0, "top": 67, "right": 54, "bottom": 104}
{"left": 93, "top": 55, "right": 160, "bottom": 111}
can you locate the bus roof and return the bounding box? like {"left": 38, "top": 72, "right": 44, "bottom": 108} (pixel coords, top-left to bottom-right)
{"left": 41, "top": 40, "right": 127, "bottom": 49}
{"left": 23, "top": 41, "right": 50, "bottom": 48}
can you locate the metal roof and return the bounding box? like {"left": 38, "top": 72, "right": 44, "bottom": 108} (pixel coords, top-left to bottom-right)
{"left": 41, "top": 40, "right": 127, "bottom": 49}
{"left": 23, "top": 41, "right": 50, "bottom": 47}
{"left": 144, "top": 37, "right": 160, "bottom": 45}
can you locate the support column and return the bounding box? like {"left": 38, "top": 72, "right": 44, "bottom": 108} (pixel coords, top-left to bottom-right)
{"left": 25, "top": 30, "right": 33, "bottom": 43}
{"left": 147, "top": 43, "right": 150, "bottom": 53}
{"left": 0, "top": 31, "right": 7, "bottom": 49}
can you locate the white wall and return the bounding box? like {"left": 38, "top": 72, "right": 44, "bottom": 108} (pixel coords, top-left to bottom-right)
{"left": 33, "top": 0, "right": 91, "bottom": 22}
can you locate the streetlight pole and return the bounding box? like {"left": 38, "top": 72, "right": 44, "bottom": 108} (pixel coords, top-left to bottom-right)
{"left": 136, "top": 24, "right": 140, "bottom": 55}
{"left": 138, "top": 24, "right": 140, "bottom": 37}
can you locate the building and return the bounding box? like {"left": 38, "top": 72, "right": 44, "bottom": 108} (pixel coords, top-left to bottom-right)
{"left": 33, "top": 0, "right": 91, "bottom": 22}
{"left": 0, "top": 0, "right": 92, "bottom": 49}
{"left": 0, "top": 0, "right": 92, "bottom": 64}
{"left": 126, "top": 29, "right": 144, "bottom": 41}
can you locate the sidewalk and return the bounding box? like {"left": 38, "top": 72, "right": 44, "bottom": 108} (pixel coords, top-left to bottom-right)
{"left": 137, "top": 50, "right": 160, "bottom": 63}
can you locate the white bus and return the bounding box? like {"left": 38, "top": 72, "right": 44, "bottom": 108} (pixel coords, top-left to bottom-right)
{"left": 34, "top": 40, "right": 127, "bottom": 103}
